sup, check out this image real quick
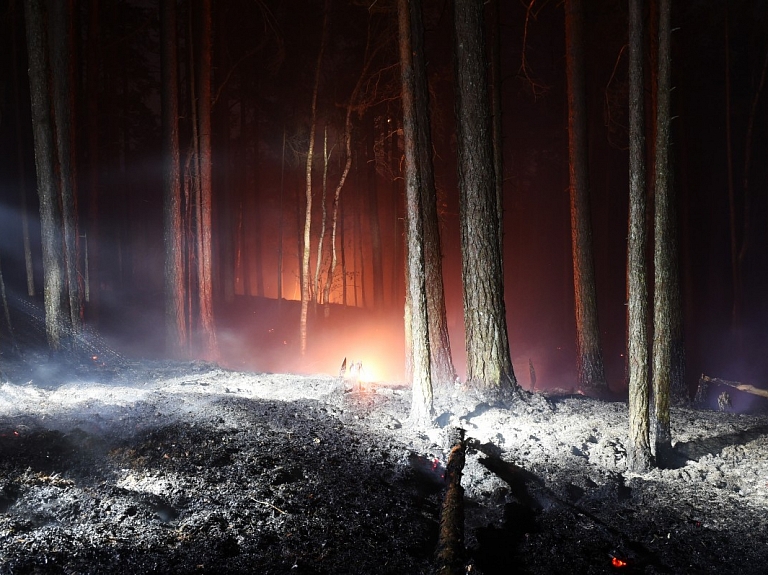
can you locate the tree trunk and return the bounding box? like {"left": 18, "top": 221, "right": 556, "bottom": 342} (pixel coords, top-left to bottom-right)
{"left": 366, "top": 112, "right": 384, "bottom": 312}
{"left": 48, "top": 0, "right": 82, "bottom": 334}
{"left": 314, "top": 127, "right": 330, "bottom": 305}
{"left": 565, "top": 0, "right": 607, "bottom": 392}
{"left": 453, "top": 0, "right": 516, "bottom": 395}
{"left": 398, "top": 0, "right": 433, "bottom": 426}
{"left": 161, "top": 0, "right": 187, "bottom": 358}
{"left": 85, "top": 0, "right": 100, "bottom": 312}
{"left": 651, "top": 0, "right": 675, "bottom": 466}
{"left": 626, "top": 0, "right": 652, "bottom": 473}
{"left": 25, "top": 0, "right": 67, "bottom": 351}
{"left": 12, "top": 19, "right": 36, "bottom": 298}
{"left": 410, "top": 0, "right": 456, "bottom": 387}
{"left": 487, "top": 0, "right": 504, "bottom": 263}
{"left": 277, "top": 127, "right": 286, "bottom": 305}
{"left": 300, "top": 0, "right": 329, "bottom": 355}
{"left": 195, "top": 0, "right": 218, "bottom": 360}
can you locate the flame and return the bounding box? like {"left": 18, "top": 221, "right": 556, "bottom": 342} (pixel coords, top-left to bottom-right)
{"left": 611, "top": 557, "right": 628, "bottom": 568}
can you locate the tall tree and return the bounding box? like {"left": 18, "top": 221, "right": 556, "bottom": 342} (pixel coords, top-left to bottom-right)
{"left": 626, "top": 0, "right": 652, "bottom": 473}
{"left": 651, "top": 0, "right": 677, "bottom": 466}
{"left": 453, "top": 0, "right": 516, "bottom": 396}
{"left": 48, "top": 0, "right": 82, "bottom": 333}
{"left": 564, "top": 0, "right": 607, "bottom": 393}
{"left": 398, "top": 0, "right": 433, "bottom": 426}
{"left": 195, "top": 0, "right": 219, "bottom": 360}
{"left": 161, "top": 0, "right": 187, "bottom": 357}
{"left": 410, "top": 0, "right": 457, "bottom": 387}
{"left": 25, "top": 0, "right": 67, "bottom": 351}
{"left": 12, "top": 19, "right": 36, "bottom": 298}
{"left": 300, "top": 0, "right": 329, "bottom": 355}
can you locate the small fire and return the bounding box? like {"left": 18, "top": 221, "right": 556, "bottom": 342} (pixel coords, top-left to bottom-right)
{"left": 611, "top": 556, "right": 628, "bottom": 568}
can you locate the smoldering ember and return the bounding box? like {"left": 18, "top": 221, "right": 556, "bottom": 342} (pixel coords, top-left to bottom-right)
{"left": 1, "top": 0, "right": 768, "bottom": 574}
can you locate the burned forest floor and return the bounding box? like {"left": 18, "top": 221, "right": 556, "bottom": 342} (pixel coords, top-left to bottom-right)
{"left": 0, "top": 354, "right": 767, "bottom": 574}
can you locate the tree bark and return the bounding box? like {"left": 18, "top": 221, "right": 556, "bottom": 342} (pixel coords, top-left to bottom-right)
{"left": 626, "top": 0, "right": 652, "bottom": 473}
{"left": 487, "top": 0, "right": 504, "bottom": 264}
{"left": 453, "top": 0, "right": 516, "bottom": 395}
{"left": 435, "top": 429, "right": 466, "bottom": 575}
{"left": 651, "top": 0, "right": 676, "bottom": 465}
{"left": 565, "top": 0, "right": 607, "bottom": 393}
{"left": 398, "top": 0, "right": 434, "bottom": 426}
{"left": 25, "top": 0, "right": 67, "bottom": 351}
{"left": 411, "top": 0, "right": 457, "bottom": 388}
{"left": 161, "top": 0, "right": 187, "bottom": 358}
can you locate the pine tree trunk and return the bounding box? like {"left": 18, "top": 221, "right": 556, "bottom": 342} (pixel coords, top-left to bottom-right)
{"left": 196, "top": 0, "right": 218, "bottom": 360}
{"left": 86, "top": 0, "right": 100, "bottom": 312}
{"left": 48, "top": 0, "right": 82, "bottom": 334}
{"left": 366, "top": 112, "right": 384, "bottom": 312}
{"left": 25, "top": 0, "right": 67, "bottom": 351}
{"left": 12, "top": 20, "right": 36, "bottom": 298}
{"left": 652, "top": 0, "right": 674, "bottom": 466}
{"left": 565, "top": 0, "right": 607, "bottom": 392}
{"left": 453, "top": 0, "right": 516, "bottom": 395}
{"left": 161, "top": 0, "right": 187, "bottom": 357}
{"left": 487, "top": 0, "right": 504, "bottom": 263}
{"left": 398, "top": 0, "right": 433, "bottom": 425}
{"left": 410, "top": 0, "right": 456, "bottom": 387}
{"left": 626, "top": 0, "right": 652, "bottom": 473}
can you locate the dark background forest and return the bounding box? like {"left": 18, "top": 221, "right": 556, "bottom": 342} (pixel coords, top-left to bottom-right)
{"left": 0, "top": 0, "right": 766, "bottom": 394}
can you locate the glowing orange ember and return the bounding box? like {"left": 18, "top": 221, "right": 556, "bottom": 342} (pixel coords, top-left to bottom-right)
{"left": 611, "top": 557, "right": 628, "bottom": 568}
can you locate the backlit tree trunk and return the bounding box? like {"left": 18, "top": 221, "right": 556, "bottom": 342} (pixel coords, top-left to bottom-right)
{"left": 366, "top": 112, "right": 384, "bottom": 312}
{"left": 626, "top": 0, "right": 652, "bottom": 473}
{"left": 411, "top": 0, "right": 456, "bottom": 387}
{"left": 565, "top": 0, "right": 607, "bottom": 393}
{"left": 195, "top": 0, "right": 218, "bottom": 360}
{"left": 161, "top": 0, "right": 187, "bottom": 357}
{"left": 398, "top": 0, "right": 433, "bottom": 426}
{"left": 652, "top": 0, "right": 675, "bottom": 466}
{"left": 300, "top": 0, "right": 329, "bottom": 355}
{"left": 25, "top": 0, "right": 67, "bottom": 351}
{"left": 453, "top": 0, "right": 516, "bottom": 396}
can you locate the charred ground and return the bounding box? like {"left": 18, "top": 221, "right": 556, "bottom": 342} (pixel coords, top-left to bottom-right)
{"left": 0, "top": 356, "right": 767, "bottom": 574}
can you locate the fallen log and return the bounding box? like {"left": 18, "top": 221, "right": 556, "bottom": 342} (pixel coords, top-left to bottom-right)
{"left": 695, "top": 374, "right": 768, "bottom": 404}
{"left": 435, "top": 428, "right": 466, "bottom": 575}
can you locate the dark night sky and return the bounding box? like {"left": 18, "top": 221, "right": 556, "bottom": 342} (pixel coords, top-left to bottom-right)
{"left": 0, "top": 0, "right": 766, "bottom": 393}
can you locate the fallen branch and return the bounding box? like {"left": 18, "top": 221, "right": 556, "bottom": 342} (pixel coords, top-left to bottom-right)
{"left": 696, "top": 374, "right": 768, "bottom": 404}
{"left": 253, "top": 499, "right": 287, "bottom": 515}
{"left": 435, "top": 428, "right": 465, "bottom": 575}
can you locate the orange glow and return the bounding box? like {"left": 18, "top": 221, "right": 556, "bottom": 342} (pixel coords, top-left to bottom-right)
{"left": 611, "top": 557, "right": 628, "bottom": 568}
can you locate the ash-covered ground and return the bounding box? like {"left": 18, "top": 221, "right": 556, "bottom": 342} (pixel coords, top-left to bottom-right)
{"left": 0, "top": 355, "right": 767, "bottom": 574}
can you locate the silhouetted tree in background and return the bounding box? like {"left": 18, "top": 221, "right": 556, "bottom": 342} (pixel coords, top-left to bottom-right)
{"left": 564, "top": 0, "right": 607, "bottom": 394}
